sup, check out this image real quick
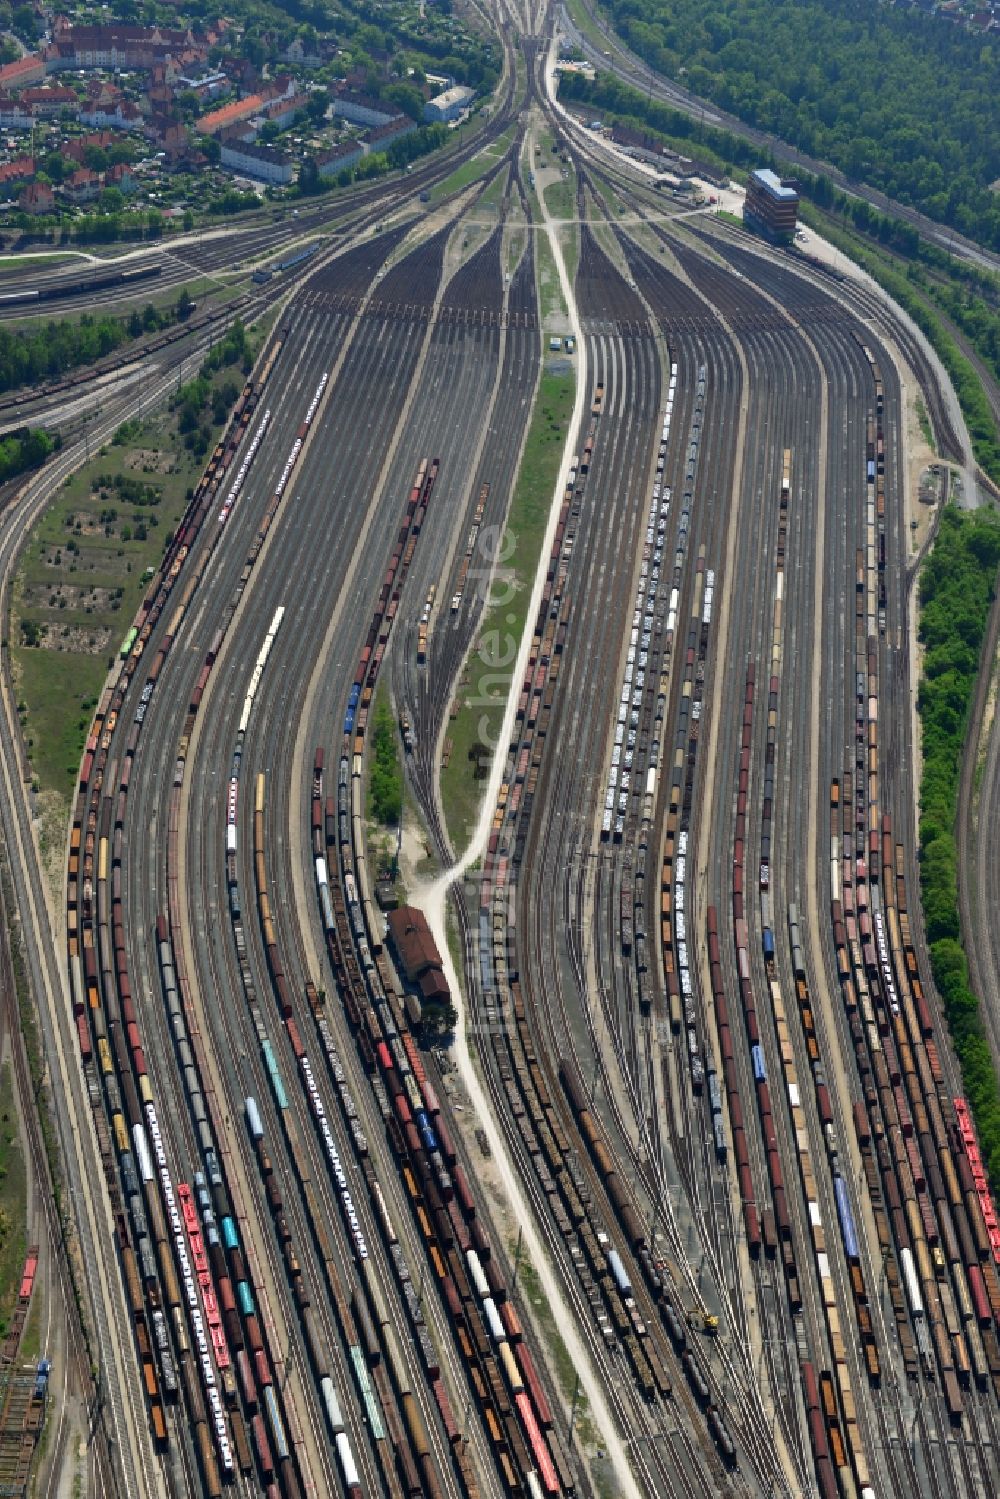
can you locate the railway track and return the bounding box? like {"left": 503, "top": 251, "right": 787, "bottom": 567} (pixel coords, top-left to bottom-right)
{"left": 4, "top": 7, "right": 997, "bottom": 1495}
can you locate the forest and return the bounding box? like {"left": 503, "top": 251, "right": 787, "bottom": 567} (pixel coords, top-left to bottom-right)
{"left": 918, "top": 506, "right": 1000, "bottom": 1189}
{"left": 597, "top": 0, "right": 1000, "bottom": 247}
{"left": 0, "top": 302, "right": 180, "bottom": 395}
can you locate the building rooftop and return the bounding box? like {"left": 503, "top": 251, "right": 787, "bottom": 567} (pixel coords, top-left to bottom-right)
{"left": 220, "top": 138, "right": 290, "bottom": 165}
{"left": 387, "top": 905, "right": 445, "bottom": 983}
{"left": 0, "top": 54, "right": 45, "bottom": 87}
{"left": 316, "top": 141, "right": 362, "bottom": 164}
{"left": 429, "top": 85, "right": 474, "bottom": 107}
{"left": 751, "top": 168, "right": 798, "bottom": 201}
{"left": 199, "top": 93, "right": 268, "bottom": 133}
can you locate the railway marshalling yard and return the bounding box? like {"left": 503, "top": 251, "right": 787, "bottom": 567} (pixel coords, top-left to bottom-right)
{"left": 0, "top": 7, "right": 998, "bottom": 1499}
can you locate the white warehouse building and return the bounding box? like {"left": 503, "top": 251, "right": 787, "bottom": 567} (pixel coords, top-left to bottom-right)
{"left": 423, "top": 85, "right": 474, "bottom": 124}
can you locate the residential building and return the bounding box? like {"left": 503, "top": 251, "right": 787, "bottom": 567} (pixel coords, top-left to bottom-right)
{"left": 0, "top": 95, "right": 33, "bottom": 129}
{"left": 316, "top": 140, "right": 363, "bottom": 178}
{"left": 265, "top": 91, "right": 311, "bottom": 130}
{"left": 145, "top": 117, "right": 187, "bottom": 155}
{"left": 177, "top": 72, "right": 229, "bottom": 100}
{"left": 107, "top": 163, "right": 137, "bottom": 193}
{"left": 20, "top": 86, "right": 78, "bottom": 117}
{"left": 423, "top": 85, "right": 474, "bottom": 123}
{"left": 0, "top": 54, "right": 46, "bottom": 91}
{"left": 367, "top": 115, "right": 417, "bottom": 152}
{"left": 64, "top": 131, "right": 116, "bottom": 164}
{"left": 283, "top": 37, "right": 322, "bottom": 67}
{"left": 0, "top": 156, "right": 35, "bottom": 187}
{"left": 219, "top": 138, "right": 293, "bottom": 185}
{"left": 80, "top": 100, "right": 145, "bottom": 130}
{"left": 199, "top": 93, "right": 269, "bottom": 136}
{"left": 63, "top": 168, "right": 102, "bottom": 203}
{"left": 51, "top": 23, "right": 202, "bottom": 72}
{"left": 18, "top": 181, "right": 55, "bottom": 215}
{"left": 331, "top": 89, "right": 398, "bottom": 128}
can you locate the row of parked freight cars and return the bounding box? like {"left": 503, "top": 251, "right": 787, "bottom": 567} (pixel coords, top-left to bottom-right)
{"left": 251, "top": 768, "right": 441, "bottom": 1499}
{"left": 464, "top": 383, "right": 742, "bottom": 1471}
{"left": 68, "top": 338, "right": 283, "bottom": 1473}
{"left": 144, "top": 361, "right": 335, "bottom": 1493}
{"left": 0, "top": 261, "right": 161, "bottom": 307}
{"left": 832, "top": 357, "right": 1000, "bottom": 1428}
{"left": 749, "top": 458, "right": 878, "bottom": 1497}
{"left": 300, "top": 454, "right": 573, "bottom": 1493}
{"left": 219, "top": 600, "right": 416, "bottom": 1499}
{"left": 659, "top": 551, "right": 712, "bottom": 1094}
{"left": 602, "top": 370, "right": 678, "bottom": 843}
{"left": 831, "top": 786, "right": 1000, "bottom": 1411}
{"left": 67, "top": 326, "right": 335, "bottom": 1494}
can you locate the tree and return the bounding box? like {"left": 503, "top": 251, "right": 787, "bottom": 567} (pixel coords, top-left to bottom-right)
{"left": 176, "top": 287, "right": 194, "bottom": 321}
{"left": 11, "top": 3, "right": 38, "bottom": 42}
{"left": 386, "top": 82, "right": 425, "bottom": 122}
{"left": 306, "top": 91, "right": 329, "bottom": 124}
{"left": 107, "top": 141, "right": 136, "bottom": 167}
{"left": 298, "top": 157, "right": 321, "bottom": 195}
{"left": 587, "top": 0, "right": 1000, "bottom": 250}
{"left": 43, "top": 153, "right": 68, "bottom": 184}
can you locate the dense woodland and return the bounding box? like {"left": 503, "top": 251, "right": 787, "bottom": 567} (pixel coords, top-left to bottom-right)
{"left": 0, "top": 301, "right": 187, "bottom": 395}
{"left": 598, "top": 0, "right": 1000, "bottom": 246}
{"left": 918, "top": 507, "right": 1000, "bottom": 1188}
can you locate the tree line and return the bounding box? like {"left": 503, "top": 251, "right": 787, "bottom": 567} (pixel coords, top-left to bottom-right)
{"left": 0, "top": 297, "right": 190, "bottom": 396}
{"left": 918, "top": 506, "right": 1000, "bottom": 1191}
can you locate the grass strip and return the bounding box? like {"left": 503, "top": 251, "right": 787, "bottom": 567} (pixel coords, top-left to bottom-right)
{"left": 369, "top": 689, "right": 404, "bottom": 826}
{"left": 0, "top": 254, "right": 76, "bottom": 275}
{"left": 535, "top": 231, "right": 567, "bottom": 324}
{"left": 429, "top": 126, "right": 517, "bottom": 204}
{"left": 441, "top": 365, "right": 575, "bottom": 851}
{"left": 917, "top": 505, "right": 1000, "bottom": 1189}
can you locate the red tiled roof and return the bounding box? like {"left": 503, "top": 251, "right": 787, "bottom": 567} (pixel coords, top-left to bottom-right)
{"left": 387, "top": 905, "right": 445, "bottom": 983}
{"left": 22, "top": 87, "right": 77, "bottom": 105}
{"left": 0, "top": 156, "right": 34, "bottom": 183}
{"left": 0, "top": 54, "right": 45, "bottom": 87}
{"left": 199, "top": 92, "right": 267, "bottom": 133}
{"left": 419, "top": 970, "right": 450, "bottom": 1002}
